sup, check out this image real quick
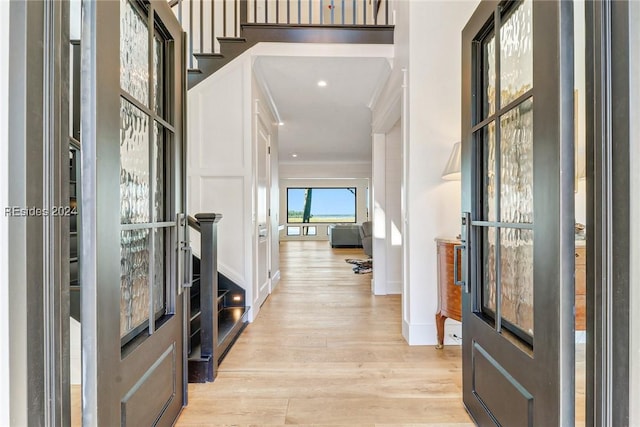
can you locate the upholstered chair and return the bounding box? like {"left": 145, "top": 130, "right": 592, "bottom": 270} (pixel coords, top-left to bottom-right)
{"left": 359, "top": 221, "right": 373, "bottom": 258}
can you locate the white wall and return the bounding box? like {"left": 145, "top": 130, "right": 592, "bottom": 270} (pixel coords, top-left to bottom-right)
{"left": 279, "top": 161, "right": 372, "bottom": 179}
{"left": 574, "top": 0, "right": 587, "bottom": 225}
{"left": 0, "top": 0, "right": 11, "bottom": 422}
{"left": 373, "top": 0, "right": 479, "bottom": 345}
{"left": 188, "top": 54, "right": 257, "bottom": 317}
{"left": 405, "top": 1, "right": 478, "bottom": 344}
{"left": 188, "top": 50, "right": 282, "bottom": 319}
{"left": 70, "top": 0, "right": 81, "bottom": 40}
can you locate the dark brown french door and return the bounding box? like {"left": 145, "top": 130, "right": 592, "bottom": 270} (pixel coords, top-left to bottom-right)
{"left": 80, "top": 1, "right": 188, "bottom": 424}
{"left": 460, "top": 1, "right": 575, "bottom": 425}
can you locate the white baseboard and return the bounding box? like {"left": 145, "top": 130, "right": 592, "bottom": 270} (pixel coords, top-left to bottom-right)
{"left": 247, "top": 305, "right": 256, "bottom": 322}
{"left": 386, "top": 280, "right": 402, "bottom": 295}
{"left": 401, "top": 321, "right": 583, "bottom": 346}
{"left": 402, "top": 319, "right": 438, "bottom": 345}
{"left": 271, "top": 269, "right": 281, "bottom": 289}
{"left": 371, "top": 279, "right": 402, "bottom": 295}
{"left": 371, "top": 278, "right": 385, "bottom": 295}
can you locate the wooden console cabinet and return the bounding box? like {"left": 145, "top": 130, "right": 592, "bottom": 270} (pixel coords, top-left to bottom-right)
{"left": 435, "top": 239, "right": 587, "bottom": 348}
{"left": 435, "top": 238, "right": 462, "bottom": 349}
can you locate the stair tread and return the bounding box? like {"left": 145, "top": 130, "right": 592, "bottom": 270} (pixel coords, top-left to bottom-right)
{"left": 218, "top": 306, "right": 249, "bottom": 344}
{"left": 188, "top": 68, "right": 203, "bottom": 74}
{"left": 217, "top": 37, "right": 247, "bottom": 42}
{"left": 194, "top": 52, "right": 224, "bottom": 58}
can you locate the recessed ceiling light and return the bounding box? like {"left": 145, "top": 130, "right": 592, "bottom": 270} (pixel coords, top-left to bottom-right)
{"left": 291, "top": 153, "right": 298, "bottom": 158}
{"left": 317, "top": 80, "right": 327, "bottom": 87}
{"left": 278, "top": 122, "right": 284, "bottom": 126}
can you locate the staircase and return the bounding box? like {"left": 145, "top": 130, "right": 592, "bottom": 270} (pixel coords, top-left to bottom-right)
{"left": 174, "top": 0, "right": 394, "bottom": 382}
{"left": 169, "top": 0, "right": 394, "bottom": 88}
{"left": 187, "top": 213, "right": 250, "bottom": 382}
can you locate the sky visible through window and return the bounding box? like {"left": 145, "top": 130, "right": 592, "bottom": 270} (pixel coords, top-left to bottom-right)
{"left": 287, "top": 187, "right": 356, "bottom": 223}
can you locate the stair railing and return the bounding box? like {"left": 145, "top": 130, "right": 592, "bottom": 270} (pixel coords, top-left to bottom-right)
{"left": 187, "top": 212, "right": 223, "bottom": 381}
{"left": 169, "top": 0, "right": 390, "bottom": 69}
{"left": 169, "top": 0, "right": 246, "bottom": 69}
{"left": 246, "top": 0, "right": 390, "bottom": 26}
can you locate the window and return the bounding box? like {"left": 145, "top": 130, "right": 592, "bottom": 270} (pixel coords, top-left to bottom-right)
{"left": 287, "top": 187, "right": 357, "bottom": 223}
{"left": 287, "top": 226, "right": 301, "bottom": 236}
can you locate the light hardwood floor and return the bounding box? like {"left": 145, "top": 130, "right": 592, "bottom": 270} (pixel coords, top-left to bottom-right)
{"left": 71, "top": 241, "right": 586, "bottom": 425}
{"left": 176, "top": 241, "right": 474, "bottom": 426}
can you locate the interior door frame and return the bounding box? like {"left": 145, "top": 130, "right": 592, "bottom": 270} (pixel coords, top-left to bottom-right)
{"left": 461, "top": 1, "right": 575, "bottom": 425}
{"left": 80, "top": 0, "right": 186, "bottom": 424}
{"left": 584, "top": 1, "right": 632, "bottom": 425}
{"left": 6, "top": 0, "right": 71, "bottom": 425}
{"left": 254, "top": 99, "right": 272, "bottom": 309}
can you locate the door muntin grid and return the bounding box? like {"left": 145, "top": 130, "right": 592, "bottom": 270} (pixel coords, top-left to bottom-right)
{"left": 473, "top": 0, "right": 534, "bottom": 346}
{"left": 119, "top": 0, "right": 176, "bottom": 346}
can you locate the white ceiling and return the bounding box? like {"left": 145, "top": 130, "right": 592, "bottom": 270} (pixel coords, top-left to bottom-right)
{"left": 254, "top": 56, "right": 391, "bottom": 164}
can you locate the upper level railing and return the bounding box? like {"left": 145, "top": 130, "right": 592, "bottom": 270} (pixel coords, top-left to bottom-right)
{"left": 246, "top": 0, "right": 390, "bottom": 25}
{"left": 169, "top": 0, "right": 391, "bottom": 69}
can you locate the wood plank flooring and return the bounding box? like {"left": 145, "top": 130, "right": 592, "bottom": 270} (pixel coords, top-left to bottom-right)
{"left": 176, "top": 241, "right": 474, "bottom": 426}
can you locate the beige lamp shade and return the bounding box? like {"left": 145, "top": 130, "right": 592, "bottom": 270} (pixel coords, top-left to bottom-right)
{"left": 442, "top": 141, "right": 461, "bottom": 181}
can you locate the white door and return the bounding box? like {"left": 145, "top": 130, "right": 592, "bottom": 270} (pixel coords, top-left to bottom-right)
{"left": 255, "top": 102, "right": 271, "bottom": 309}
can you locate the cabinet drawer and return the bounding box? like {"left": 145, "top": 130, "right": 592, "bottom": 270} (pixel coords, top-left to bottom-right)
{"left": 436, "top": 240, "right": 462, "bottom": 322}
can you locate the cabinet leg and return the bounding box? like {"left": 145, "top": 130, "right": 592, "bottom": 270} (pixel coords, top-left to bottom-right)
{"left": 435, "top": 311, "right": 447, "bottom": 349}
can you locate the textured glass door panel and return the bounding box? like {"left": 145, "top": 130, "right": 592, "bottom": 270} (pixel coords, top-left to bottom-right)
{"left": 153, "top": 35, "right": 164, "bottom": 118}
{"left": 482, "top": 122, "right": 497, "bottom": 222}
{"left": 120, "top": 0, "right": 149, "bottom": 106}
{"left": 500, "top": 0, "right": 532, "bottom": 107}
{"left": 500, "top": 228, "right": 534, "bottom": 336}
{"left": 483, "top": 227, "right": 497, "bottom": 314}
{"left": 120, "top": 229, "right": 151, "bottom": 338}
{"left": 153, "top": 228, "right": 166, "bottom": 313}
{"left": 153, "top": 122, "right": 165, "bottom": 222}
{"left": 500, "top": 98, "right": 533, "bottom": 224}
{"left": 483, "top": 33, "right": 496, "bottom": 119}
{"left": 120, "top": 99, "right": 150, "bottom": 224}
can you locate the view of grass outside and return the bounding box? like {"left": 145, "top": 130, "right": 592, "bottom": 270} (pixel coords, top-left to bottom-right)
{"left": 287, "top": 187, "right": 357, "bottom": 223}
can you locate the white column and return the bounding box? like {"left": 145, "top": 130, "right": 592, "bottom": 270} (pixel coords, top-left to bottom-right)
{"left": 371, "top": 133, "right": 387, "bottom": 295}
{"left": 385, "top": 121, "right": 403, "bottom": 295}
